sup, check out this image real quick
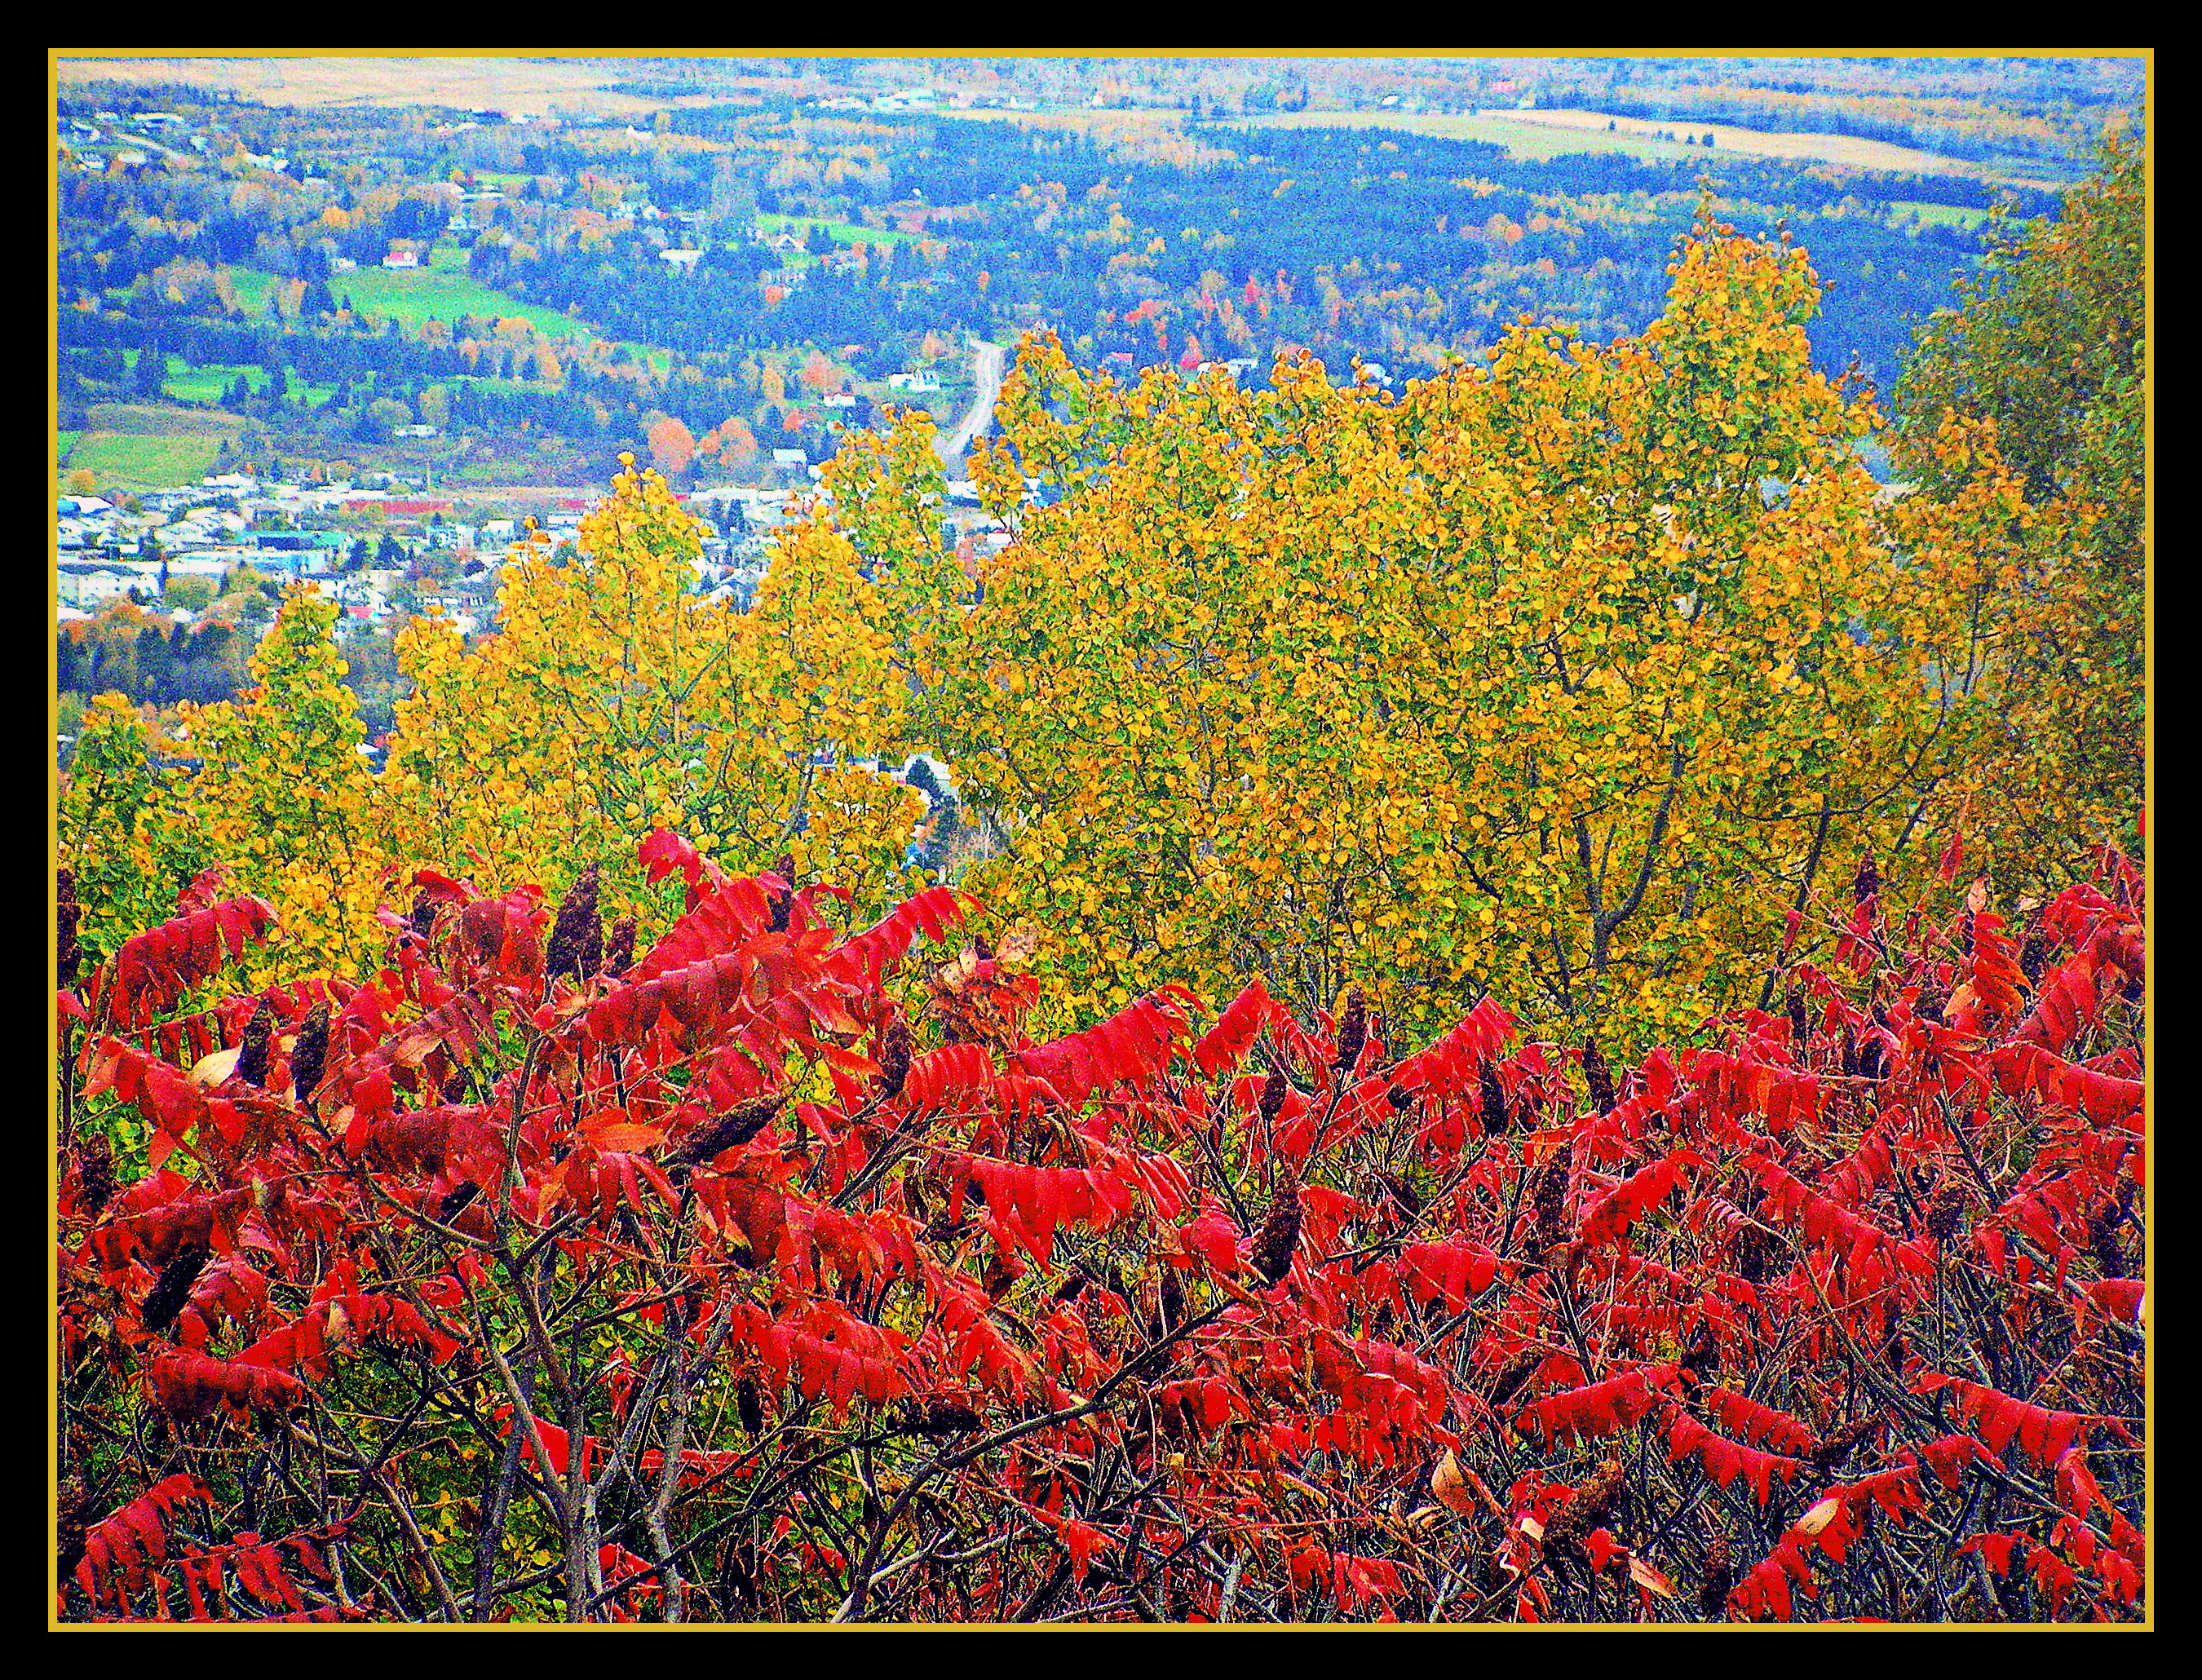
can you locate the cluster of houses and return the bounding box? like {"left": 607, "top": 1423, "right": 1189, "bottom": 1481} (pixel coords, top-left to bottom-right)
{"left": 60, "top": 106, "right": 291, "bottom": 174}
{"left": 54, "top": 471, "right": 826, "bottom": 634}
{"left": 809, "top": 87, "right": 1037, "bottom": 116}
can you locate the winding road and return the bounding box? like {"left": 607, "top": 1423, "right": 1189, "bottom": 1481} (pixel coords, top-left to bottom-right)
{"left": 936, "top": 338, "right": 1007, "bottom": 463}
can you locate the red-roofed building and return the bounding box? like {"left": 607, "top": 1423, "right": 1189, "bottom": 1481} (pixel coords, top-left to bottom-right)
{"left": 370, "top": 499, "right": 456, "bottom": 515}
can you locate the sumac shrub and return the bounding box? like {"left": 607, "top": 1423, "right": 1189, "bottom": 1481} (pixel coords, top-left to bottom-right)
{"left": 54, "top": 836, "right": 2145, "bottom": 1623}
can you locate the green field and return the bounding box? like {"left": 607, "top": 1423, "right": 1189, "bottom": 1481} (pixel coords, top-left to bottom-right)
{"left": 122, "top": 351, "right": 343, "bottom": 408}
{"left": 59, "top": 431, "right": 225, "bottom": 489}
{"left": 756, "top": 212, "right": 913, "bottom": 248}
{"left": 57, "top": 402, "right": 248, "bottom": 490}
{"left": 223, "top": 248, "right": 688, "bottom": 375}
{"left": 229, "top": 244, "right": 595, "bottom": 341}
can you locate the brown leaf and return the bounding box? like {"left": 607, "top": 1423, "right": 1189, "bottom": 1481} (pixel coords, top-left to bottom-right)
{"left": 189, "top": 1047, "right": 241, "bottom": 1089}
{"left": 1430, "top": 1448, "right": 1478, "bottom": 1516}
{"left": 1793, "top": 1496, "right": 1843, "bottom": 1536}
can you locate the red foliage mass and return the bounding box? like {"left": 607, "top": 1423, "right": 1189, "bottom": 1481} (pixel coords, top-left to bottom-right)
{"left": 54, "top": 835, "right": 2147, "bottom": 1625}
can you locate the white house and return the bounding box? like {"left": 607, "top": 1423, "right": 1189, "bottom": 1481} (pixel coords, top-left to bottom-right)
{"left": 57, "top": 563, "right": 153, "bottom": 608}
{"left": 381, "top": 250, "right": 421, "bottom": 270}
{"left": 658, "top": 248, "right": 705, "bottom": 271}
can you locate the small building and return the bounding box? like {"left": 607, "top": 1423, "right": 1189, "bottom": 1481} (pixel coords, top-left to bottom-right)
{"left": 381, "top": 249, "right": 421, "bottom": 270}
{"left": 659, "top": 248, "right": 704, "bottom": 271}
{"left": 772, "top": 448, "right": 809, "bottom": 468}
{"left": 56, "top": 563, "right": 151, "bottom": 608}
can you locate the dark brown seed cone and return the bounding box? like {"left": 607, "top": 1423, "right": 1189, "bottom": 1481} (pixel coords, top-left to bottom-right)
{"left": 770, "top": 852, "right": 797, "bottom": 889}
{"left": 1545, "top": 1457, "right": 1625, "bottom": 1558}
{"left": 667, "top": 1091, "right": 787, "bottom": 1166}
{"left": 604, "top": 914, "right": 638, "bottom": 978}
{"left": 1161, "top": 1266, "right": 1187, "bottom": 1332}
{"left": 1581, "top": 1037, "right": 1617, "bottom": 1116}
{"left": 544, "top": 864, "right": 603, "bottom": 981}
{"left": 291, "top": 1003, "right": 330, "bottom": 1104}
{"left": 912, "top": 1399, "right": 984, "bottom": 1435}
{"left": 876, "top": 1015, "right": 913, "bottom": 1100}
{"left": 409, "top": 889, "right": 442, "bottom": 941}
{"left": 1679, "top": 1320, "right": 1719, "bottom": 1385}
{"left": 1488, "top": 1347, "right": 1545, "bottom": 1410}
{"left": 1533, "top": 1145, "right": 1573, "bottom": 1249}
{"left": 1103, "top": 1264, "right": 1132, "bottom": 1309}
{"left": 1924, "top": 1181, "right": 1970, "bottom": 1242}
{"left": 1385, "top": 1084, "right": 1413, "bottom": 1111}
{"left": 141, "top": 1240, "right": 211, "bottom": 1337}
{"left": 1859, "top": 1032, "right": 1886, "bottom": 1082}
{"left": 736, "top": 1376, "right": 766, "bottom": 1436}
{"left": 1734, "top": 1224, "right": 1778, "bottom": 1285}
{"left": 2089, "top": 1199, "right": 2129, "bottom": 1278}
{"left": 1332, "top": 986, "right": 1366, "bottom": 1073}
{"left": 1257, "top": 1067, "right": 1287, "bottom": 1126}
{"left": 2019, "top": 926, "right": 2048, "bottom": 987}
{"left": 1250, "top": 1187, "right": 1303, "bottom": 1284}
{"left": 1809, "top": 1413, "right": 1881, "bottom": 1470}
{"left": 57, "top": 1474, "right": 99, "bottom": 1584}
{"left": 74, "top": 1132, "right": 117, "bottom": 1218}
{"left": 1052, "top": 1271, "right": 1090, "bottom": 1305}
{"left": 1853, "top": 856, "right": 1880, "bottom": 907}
{"left": 1379, "top": 1172, "right": 1423, "bottom": 1218}
{"left": 235, "top": 1000, "right": 274, "bottom": 1088}
{"left": 1785, "top": 988, "right": 1811, "bottom": 1048}
{"left": 57, "top": 866, "right": 81, "bottom": 990}
{"left": 1477, "top": 1059, "right": 1509, "bottom": 1134}
{"left": 1700, "top": 1532, "right": 1735, "bottom": 1619}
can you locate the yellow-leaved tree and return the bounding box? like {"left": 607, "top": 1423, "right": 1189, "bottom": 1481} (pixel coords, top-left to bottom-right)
{"left": 1894, "top": 133, "right": 2147, "bottom": 875}
{"left": 171, "top": 589, "right": 387, "bottom": 983}
{"left": 852, "top": 219, "right": 2038, "bottom": 1048}
{"left": 383, "top": 458, "right": 916, "bottom": 912}
{"left": 59, "top": 459, "right": 923, "bottom": 988}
